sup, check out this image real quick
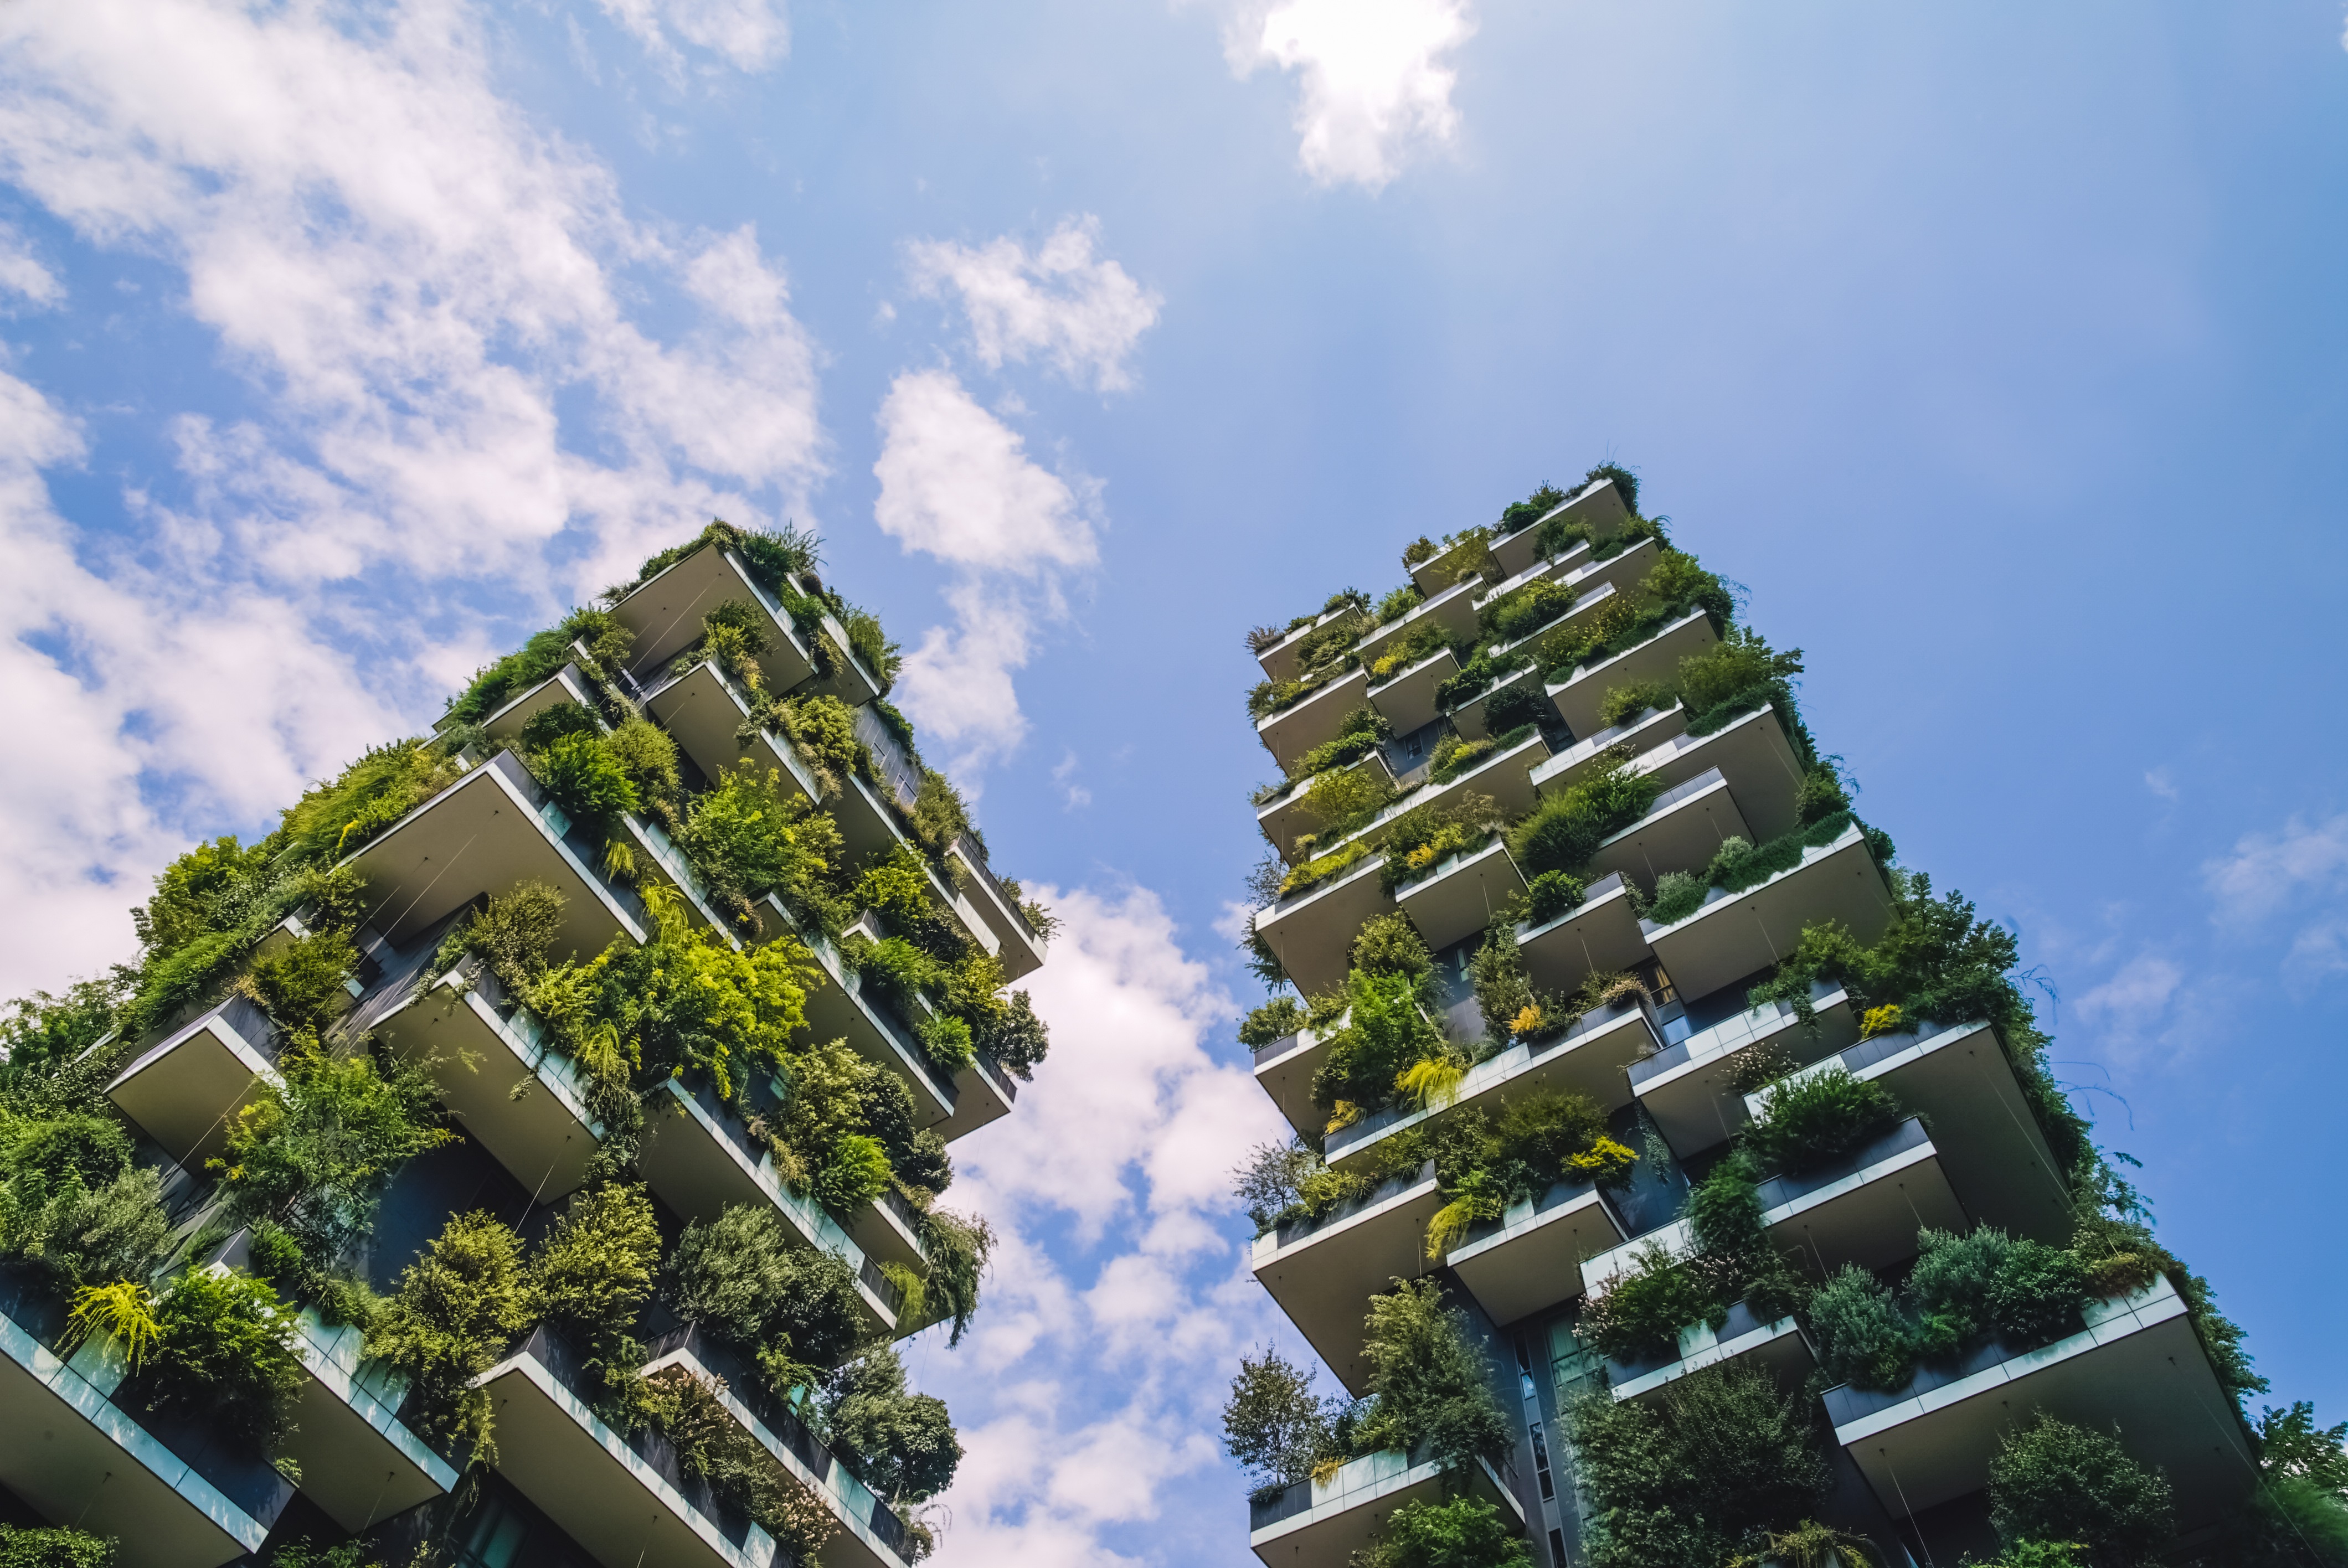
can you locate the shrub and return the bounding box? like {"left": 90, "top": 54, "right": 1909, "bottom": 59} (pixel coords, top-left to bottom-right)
{"left": 1352, "top": 914, "right": 1435, "bottom": 987}
{"left": 1907, "top": 1226, "right": 2011, "bottom": 1355}
{"left": 1579, "top": 1245, "right": 1714, "bottom": 1363}
{"left": 1300, "top": 766, "right": 1390, "bottom": 839}
{"left": 1482, "top": 682, "right": 1545, "bottom": 734}
{"left": 821, "top": 1345, "right": 961, "bottom": 1502}
{"left": 605, "top": 715, "right": 682, "bottom": 814}
{"left": 445, "top": 608, "right": 632, "bottom": 726}
{"left": 1676, "top": 630, "right": 1802, "bottom": 733}
{"left": 145, "top": 1267, "right": 306, "bottom": 1450}
{"left": 0, "top": 1526, "right": 115, "bottom": 1567}
{"left": 1233, "top": 1139, "right": 1322, "bottom": 1235}
{"left": 1279, "top": 838, "right": 1372, "bottom": 899}
{"left": 1988, "top": 1415, "right": 2173, "bottom": 1568}
{"left": 215, "top": 1045, "right": 454, "bottom": 1271}
{"left": 839, "top": 605, "right": 902, "bottom": 690}
{"left": 1584, "top": 462, "right": 1638, "bottom": 512}
{"left": 1239, "top": 997, "right": 1307, "bottom": 1048}
{"left": 777, "top": 694, "right": 864, "bottom": 792}
{"left": 913, "top": 1209, "right": 993, "bottom": 1347}
{"left": 1485, "top": 578, "right": 1575, "bottom": 643}
{"left": 533, "top": 731, "right": 640, "bottom": 840}
{"left": 1361, "top": 1497, "right": 1533, "bottom": 1568}
{"left": 1796, "top": 766, "right": 1851, "bottom": 825}
{"left": 1311, "top": 970, "right": 1443, "bottom": 1121}
{"left": 528, "top": 1184, "right": 660, "bottom": 1385}
{"left": 1641, "top": 550, "right": 1734, "bottom": 624}
{"left": 681, "top": 761, "right": 842, "bottom": 927}
{"left": 1742, "top": 1069, "right": 1903, "bottom": 1174}
{"left": 666, "top": 1204, "right": 866, "bottom": 1388}
{"left": 1375, "top": 585, "right": 1424, "bottom": 623}
{"left": 239, "top": 927, "right": 356, "bottom": 1042}
{"left": 1221, "top": 1346, "right": 1340, "bottom": 1492}
{"left": 451, "top": 880, "right": 566, "bottom": 992}
{"left": 0, "top": 978, "right": 126, "bottom": 1081}
{"left": 0, "top": 1161, "right": 169, "bottom": 1292}
{"left": 1468, "top": 919, "right": 1534, "bottom": 1042}
{"left": 1598, "top": 680, "right": 1674, "bottom": 729}
{"left": 1570, "top": 1364, "right": 1831, "bottom": 1568}
{"left": 634, "top": 1370, "right": 841, "bottom": 1563}
{"left": 1355, "top": 1279, "right": 1512, "bottom": 1473}
{"left": 1424, "top": 733, "right": 1495, "bottom": 787}
{"left": 1806, "top": 1266, "right": 1915, "bottom": 1391}
{"left": 365, "top": 1210, "right": 530, "bottom": 1461}
{"left": 1508, "top": 765, "right": 1662, "bottom": 878}
{"left": 1285, "top": 708, "right": 1392, "bottom": 786}
{"left": 1379, "top": 795, "right": 1504, "bottom": 894}
{"left": 1985, "top": 1239, "right": 2094, "bottom": 1345}
{"left": 1645, "top": 870, "right": 1705, "bottom": 925}
{"left": 1523, "top": 870, "right": 1586, "bottom": 924}
{"left": 1498, "top": 482, "right": 1571, "bottom": 534}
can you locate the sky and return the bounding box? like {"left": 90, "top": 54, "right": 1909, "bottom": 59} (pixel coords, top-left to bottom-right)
{"left": 2, "top": 2, "right": 2347, "bottom": 1564}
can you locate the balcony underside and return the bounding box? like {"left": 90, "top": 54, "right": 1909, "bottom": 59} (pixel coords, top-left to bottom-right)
{"left": 1258, "top": 669, "right": 1372, "bottom": 773}
{"left": 1357, "top": 579, "right": 1480, "bottom": 669}
{"left": 643, "top": 660, "right": 822, "bottom": 809}
{"left": 1394, "top": 839, "right": 1524, "bottom": 954}
{"left": 1366, "top": 648, "right": 1458, "bottom": 737}
{"left": 1253, "top": 1169, "right": 1443, "bottom": 1396}
{"left": 612, "top": 541, "right": 813, "bottom": 699}
{"left": 1545, "top": 611, "right": 1718, "bottom": 741}
{"left": 1444, "top": 1182, "right": 1624, "bottom": 1325}
{"left": 1515, "top": 876, "right": 1651, "bottom": 996}
{"left": 946, "top": 841, "right": 1047, "bottom": 983}
{"left": 1252, "top": 1014, "right": 1347, "bottom": 1141}
{"left": 1634, "top": 704, "right": 1808, "bottom": 844}
{"left": 1530, "top": 702, "right": 1688, "bottom": 796}
{"left": 482, "top": 663, "right": 599, "bottom": 747}
{"left": 1758, "top": 1120, "right": 1968, "bottom": 1275}
{"left": 1250, "top": 1451, "right": 1520, "bottom": 1568}
{"left": 1258, "top": 751, "right": 1395, "bottom": 863}
{"left": 1631, "top": 992, "right": 1858, "bottom": 1157}
{"left": 285, "top": 1316, "right": 456, "bottom": 1531}
{"left": 106, "top": 995, "right": 279, "bottom": 1169}
{"left": 1831, "top": 1280, "right": 2257, "bottom": 1530}
{"left": 1587, "top": 773, "right": 1752, "bottom": 889}
{"left": 1257, "top": 854, "right": 1396, "bottom": 998}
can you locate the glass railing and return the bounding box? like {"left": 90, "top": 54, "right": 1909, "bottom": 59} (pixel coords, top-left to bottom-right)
{"left": 484, "top": 751, "right": 652, "bottom": 932}
{"left": 1454, "top": 1175, "right": 1619, "bottom": 1254}
{"left": 1750, "top": 1116, "right": 1930, "bottom": 1213}
{"left": 1600, "top": 1295, "right": 1783, "bottom": 1386}
{"left": 1248, "top": 1441, "right": 1439, "bottom": 1533}
{"left": 1625, "top": 982, "right": 1840, "bottom": 1087}
{"left": 1636, "top": 765, "right": 1726, "bottom": 819}
{"left": 1814, "top": 1281, "right": 2150, "bottom": 1430}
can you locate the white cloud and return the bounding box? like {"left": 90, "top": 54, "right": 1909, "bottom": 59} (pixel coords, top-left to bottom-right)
{"left": 2075, "top": 954, "right": 2182, "bottom": 1035}
{"left": 2143, "top": 766, "right": 2177, "bottom": 802}
{"left": 2203, "top": 812, "right": 2348, "bottom": 927}
{"left": 594, "top": 0, "right": 789, "bottom": 73}
{"left": 917, "top": 883, "right": 1291, "bottom": 1566}
{"left": 907, "top": 218, "right": 1162, "bottom": 395}
{"left": 0, "top": 224, "right": 61, "bottom": 306}
{"left": 1223, "top": 0, "right": 1475, "bottom": 191}
{"left": 0, "top": 0, "right": 829, "bottom": 988}
{"left": 876, "top": 369, "right": 1098, "bottom": 770}
{"left": 1051, "top": 750, "right": 1091, "bottom": 811}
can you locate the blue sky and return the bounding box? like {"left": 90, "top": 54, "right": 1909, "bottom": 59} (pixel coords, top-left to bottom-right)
{"left": 3, "top": 2, "right": 2347, "bottom": 1564}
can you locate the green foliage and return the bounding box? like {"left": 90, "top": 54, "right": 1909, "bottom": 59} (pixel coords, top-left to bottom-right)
{"left": 666, "top": 1204, "right": 867, "bottom": 1388}
{"left": 1676, "top": 629, "right": 1803, "bottom": 734}
{"left": 1570, "top": 1365, "right": 1831, "bottom": 1568}
{"left": 1232, "top": 1139, "right": 1327, "bottom": 1236}
{"left": 730, "top": 521, "right": 823, "bottom": 589}
{"left": 0, "top": 1155, "right": 168, "bottom": 1292}
{"left": 527, "top": 1183, "right": 660, "bottom": 1388}
{"left": 0, "top": 1525, "right": 116, "bottom": 1567}
{"left": 365, "top": 1210, "right": 530, "bottom": 1461}
{"left": 633, "top": 1370, "right": 842, "bottom": 1562}
{"left": 146, "top": 1267, "right": 306, "bottom": 1450}
{"left": 445, "top": 607, "right": 632, "bottom": 725}
{"left": 1741, "top": 1068, "right": 1904, "bottom": 1174}
{"left": 0, "top": 978, "right": 126, "bottom": 1082}
{"left": 448, "top": 881, "right": 566, "bottom": 993}
{"left": 1907, "top": 1224, "right": 2011, "bottom": 1354}
{"left": 1284, "top": 707, "right": 1392, "bottom": 788}
{"left": 1352, "top": 914, "right": 1435, "bottom": 988}
{"left": 1484, "top": 578, "right": 1575, "bottom": 643}
{"left": 61, "top": 1279, "right": 163, "bottom": 1368}
{"left": 1796, "top": 765, "right": 1851, "bottom": 825}
{"left": 215, "top": 1044, "right": 455, "bottom": 1271}
{"left": 1239, "top": 997, "right": 1308, "bottom": 1048}
{"left": 1985, "top": 1238, "right": 2095, "bottom": 1344}
{"left": 1481, "top": 683, "right": 1545, "bottom": 735}
{"left": 1311, "top": 969, "right": 1444, "bottom": 1122}
{"left": 605, "top": 714, "right": 682, "bottom": 816}
{"left": 2259, "top": 1401, "right": 2348, "bottom": 1498}
{"left": 913, "top": 1209, "right": 993, "bottom": 1346}
{"left": 915, "top": 1012, "right": 975, "bottom": 1075}
{"left": 1507, "top": 764, "right": 1662, "bottom": 878}
{"left": 907, "top": 769, "right": 970, "bottom": 858}
{"left": 1221, "top": 1345, "right": 1340, "bottom": 1491}
{"left": 821, "top": 1344, "right": 962, "bottom": 1502}
{"left": 777, "top": 693, "right": 865, "bottom": 795}
{"left": 1598, "top": 680, "right": 1674, "bottom": 729}
{"left": 838, "top": 603, "right": 903, "bottom": 690}
{"left": 240, "top": 927, "right": 356, "bottom": 1043}
{"left": 1989, "top": 1415, "right": 2173, "bottom": 1568}
{"left": 1641, "top": 549, "right": 1735, "bottom": 625}
{"left": 533, "top": 729, "right": 641, "bottom": 842}
{"left": 1299, "top": 764, "right": 1392, "bottom": 842}
{"left": 1375, "top": 585, "right": 1424, "bottom": 623}
{"left": 1468, "top": 917, "right": 1534, "bottom": 1041}
{"left": 1379, "top": 793, "right": 1505, "bottom": 894}
{"left": 1279, "top": 838, "right": 1373, "bottom": 898}
{"left": 280, "top": 741, "right": 467, "bottom": 865}
{"left": 1579, "top": 1244, "right": 1718, "bottom": 1363}
{"left": 1806, "top": 1266, "right": 1915, "bottom": 1391}
{"left": 1355, "top": 1278, "right": 1512, "bottom": 1473}
{"left": 1584, "top": 462, "right": 1638, "bottom": 512}
{"left": 1362, "top": 1497, "right": 1534, "bottom": 1568}
{"left": 1523, "top": 869, "right": 1585, "bottom": 924}
{"left": 1646, "top": 870, "right": 1706, "bottom": 925}
{"left": 1498, "top": 481, "right": 1571, "bottom": 534}
{"left": 979, "top": 991, "right": 1051, "bottom": 1080}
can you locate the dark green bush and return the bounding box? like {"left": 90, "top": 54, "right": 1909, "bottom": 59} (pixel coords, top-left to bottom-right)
{"left": 1989, "top": 1415, "right": 2173, "bottom": 1568}
{"left": 666, "top": 1204, "right": 866, "bottom": 1390}
{"left": 1285, "top": 707, "right": 1392, "bottom": 786}
{"left": 1352, "top": 913, "right": 1435, "bottom": 987}
{"left": 1311, "top": 970, "right": 1443, "bottom": 1118}
{"left": 1498, "top": 482, "right": 1571, "bottom": 534}
{"left": 1645, "top": 870, "right": 1705, "bottom": 925}
{"left": 1239, "top": 997, "right": 1307, "bottom": 1048}
{"left": 1579, "top": 1245, "right": 1716, "bottom": 1363}
{"left": 1796, "top": 766, "right": 1852, "bottom": 825}
{"left": 912, "top": 1209, "right": 993, "bottom": 1346}
{"left": 1221, "top": 1345, "right": 1340, "bottom": 1491}
{"left": 1508, "top": 765, "right": 1661, "bottom": 879}
{"left": 365, "top": 1210, "right": 530, "bottom": 1461}
{"left": 1985, "top": 1239, "right": 2094, "bottom": 1345}
{"left": 821, "top": 1344, "right": 961, "bottom": 1501}
{"left": 1482, "top": 682, "right": 1545, "bottom": 735}
{"left": 1361, "top": 1497, "right": 1533, "bottom": 1568}
{"left": 1597, "top": 680, "right": 1673, "bottom": 729}
{"left": 1524, "top": 870, "right": 1585, "bottom": 924}
{"left": 1907, "top": 1225, "right": 2010, "bottom": 1355}
{"left": 146, "top": 1267, "right": 306, "bottom": 1450}
{"left": 0, "top": 1525, "right": 115, "bottom": 1567}
{"left": 534, "top": 731, "right": 640, "bottom": 838}
{"left": 1806, "top": 1265, "right": 1916, "bottom": 1391}
{"left": 527, "top": 1184, "right": 660, "bottom": 1387}
{"left": 1742, "top": 1067, "right": 1904, "bottom": 1174}
{"left": 1355, "top": 1278, "right": 1512, "bottom": 1473}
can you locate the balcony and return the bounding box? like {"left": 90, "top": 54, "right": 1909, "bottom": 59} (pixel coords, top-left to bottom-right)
{"left": 1255, "top": 851, "right": 1397, "bottom": 998}
{"left": 1394, "top": 837, "right": 1525, "bottom": 954}
{"left": 1514, "top": 873, "right": 1652, "bottom": 996}
{"left": 1628, "top": 986, "right": 1858, "bottom": 1158}
{"left": 1584, "top": 1117, "right": 1967, "bottom": 1288}
{"left": 1405, "top": 534, "right": 1492, "bottom": 597}
{"left": 1327, "top": 999, "right": 1656, "bottom": 1174}
{"left": 1641, "top": 822, "right": 1893, "bottom": 1000}
{"left": 1544, "top": 610, "right": 1717, "bottom": 741}
{"left": 610, "top": 540, "right": 817, "bottom": 701}
{"left": 1258, "top": 668, "right": 1372, "bottom": 773}
{"left": 477, "top": 1325, "right": 778, "bottom": 1568}
{"left": 846, "top": 1189, "right": 929, "bottom": 1277}
{"left": 359, "top": 951, "right": 602, "bottom": 1202}
{"left": 946, "top": 835, "right": 1047, "bottom": 983}
{"left": 1275, "top": 728, "right": 1551, "bottom": 875}
{"left": 1356, "top": 577, "right": 1481, "bottom": 670}
{"left": 1472, "top": 538, "right": 1594, "bottom": 613}
{"left": 1257, "top": 603, "right": 1360, "bottom": 684}
{"left": 637, "top": 658, "right": 825, "bottom": 811}
{"left": 282, "top": 1308, "right": 459, "bottom": 1532}
{"left": 1365, "top": 646, "right": 1459, "bottom": 738}
{"left": 1251, "top": 1008, "right": 1351, "bottom": 1139}
{"left": 481, "top": 661, "right": 600, "bottom": 747}
{"left": 1443, "top": 1178, "right": 1626, "bottom": 1327}
{"left": 344, "top": 749, "right": 650, "bottom": 959}
{"left": 0, "top": 1265, "right": 295, "bottom": 1568}
{"left": 1602, "top": 1297, "right": 1813, "bottom": 1405}
{"left": 940, "top": 1046, "right": 1019, "bottom": 1143}
{"left": 1826, "top": 1277, "right": 2257, "bottom": 1532}
{"left": 765, "top": 898, "right": 959, "bottom": 1132}
{"left": 1248, "top": 1447, "right": 1521, "bottom": 1568}
{"left": 1753, "top": 1021, "right": 2072, "bottom": 1242}
{"left": 1496, "top": 477, "right": 1633, "bottom": 579}
{"left": 1252, "top": 1162, "right": 1443, "bottom": 1395}
{"left": 639, "top": 1075, "right": 898, "bottom": 1335}
{"left": 640, "top": 1327, "right": 919, "bottom": 1568}
{"left": 627, "top": 811, "right": 745, "bottom": 942}
{"left": 1257, "top": 751, "right": 1397, "bottom": 864}
{"left": 1444, "top": 662, "right": 1542, "bottom": 744}
{"left": 106, "top": 993, "right": 284, "bottom": 1169}
{"left": 1528, "top": 703, "right": 1689, "bottom": 796}
{"left": 1586, "top": 767, "right": 1753, "bottom": 889}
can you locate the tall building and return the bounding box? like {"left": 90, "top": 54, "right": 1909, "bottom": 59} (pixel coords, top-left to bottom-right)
{"left": 1230, "top": 472, "right": 2263, "bottom": 1568}
{"left": 0, "top": 522, "right": 1052, "bottom": 1568}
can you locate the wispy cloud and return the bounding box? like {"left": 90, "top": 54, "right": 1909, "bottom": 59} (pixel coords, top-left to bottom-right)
{"left": 592, "top": 0, "right": 789, "bottom": 74}
{"left": 907, "top": 218, "right": 1162, "bottom": 395}
{"left": 2203, "top": 811, "right": 2348, "bottom": 930}
{"left": 1222, "top": 0, "right": 1476, "bottom": 191}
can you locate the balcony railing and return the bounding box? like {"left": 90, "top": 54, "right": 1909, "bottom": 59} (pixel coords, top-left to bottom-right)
{"left": 1270, "top": 1160, "right": 1436, "bottom": 1251}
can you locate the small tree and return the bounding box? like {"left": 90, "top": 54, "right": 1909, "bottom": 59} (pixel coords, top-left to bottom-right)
{"left": 1221, "top": 1347, "right": 1339, "bottom": 1493}
{"left": 1987, "top": 1415, "right": 2172, "bottom": 1568}
{"left": 1357, "top": 1279, "right": 1512, "bottom": 1473}
{"left": 1361, "top": 1496, "right": 1533, "bottom": 1568}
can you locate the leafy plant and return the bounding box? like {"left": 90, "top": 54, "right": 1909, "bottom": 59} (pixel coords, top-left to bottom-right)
{"left": 365, "top": 1210, "right": 531, "bottom": 1462}
{"left": 143, "top": 1266, "right": 306, "bottom": 1450}
{"left": 0, "top": 1526, "right": 116, "bottom": 1567}
{"left": 1508, "top": 764, "right": 1662, "bottom": 878}
{"left": 1239, "top": 997, "right": 1307, "bottom": 1049}
{"left": 1646, "top": 870, "right": 1706, "bottom": 924}
{"left": 1360, "top": 1497, "right": 1533, "bottom": 1568}
{"left": 1988, "top": 1415, "right": 2172, "bottom": 1568}
{"left": 632, "top": 1369, "right": 841, "bottom": 1562}
{"left": 665, "top": 1204, "right": 867, "bottom": 1394}
{"left": 61, "top": 1279, "right": 163, "bottom": 1369}
{"left": 913, "top": 1209, "right": 993, "bottom": 1345}
{"left": 1355, "top": 1278, "right": 1512, "bottom": 1473}
{"left": 821, "top": 1344, "right": 961, "bottom": 1502}
{"left": 776, "top": 693, "right": 865, "bottom": 795}
{"left": 528, "top": 1183, "right": 660, "bottom": 1391}
{"left": 1806, "top": 1266, "right": 1914, "bottom": 1391}
{"left": 1741, "top": 1069, "right": 1904, "bottom": 1174}
{"left": 1311, "top": 969, "right": 1444, "bottom": 1123}
{"left": 1523, "top": 869, "right": 1586, "bottom": 925}
{"left": 1379, "top": 793, "right": 1505, "bottom": 894}
{"left": 1283, "top": 707, "right": 1392, "bottom": 789}
{"left": 680, "top": 760, "right": 845, "bottom": 931}
{"left": 1598, "top": 680, "right": 1675, "bottom": 729}
{"left": 1221, "top": 1346, "right": 1342, "bottom": 1493}
{"left": 1579, "top": 1244, "right": 1717, "bottom": 1363}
